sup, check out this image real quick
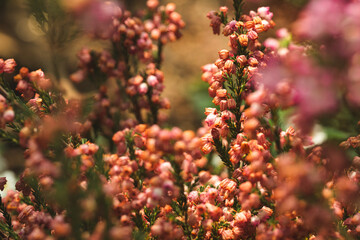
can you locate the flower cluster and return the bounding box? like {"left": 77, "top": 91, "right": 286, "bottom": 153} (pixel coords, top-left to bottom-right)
{"left": 70, "top": 0, "right": 184, "bottom": 127}
{"left": 0, "top": 0, "right": 360, "bottom": 239}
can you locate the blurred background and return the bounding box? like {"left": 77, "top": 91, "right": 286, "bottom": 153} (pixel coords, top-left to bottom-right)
{"left": 0, "top": 0, "right": 307, "bottom": 175}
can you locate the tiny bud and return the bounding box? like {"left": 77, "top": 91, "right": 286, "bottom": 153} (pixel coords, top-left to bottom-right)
{"left": 244, "top": 118, "right": 259, "bottom": 132}
{"left": 251, "top": 216, "right": 260, "bottom": 226}
{"left": 236, "top": 55, "right": 247, "bottom": 66}
{"left": 253, "top": 16, "right": 262, "bottom": 24}
{"left": 238, "top": 34, "right": 248, "bottom": 47}
{"left": 147, "top": 0, "right": 159, "bottom": 9}
{"left": 204, "top": 108, "right": 217, "bottom": 115}
{"left": 4, "top": 59, "right": 16, "bottom": 73}
{"left": 18, "top": 205, "right": 34, "bottom": 222}
{"left": 220, "top": 100, "right": 228, "bottom": 111}
{"left": 138, "top": 83, "right": 148, "bottom": 95}
{"left": 211, "top": 128, "right": 220, "bottom": 140}
{"left": 208, "top": 87, "right": 216, "bottom": 98}
{"left": 248, "top": 57, "right": 258, "bottom": 67}
{"left": 165, "top": 3, "right": 176, "bottom": 14}
{"left": 254, "top": 24, "right": 265, "bottom": 33}
{"left": 0, "top": 177, "right": 7, "bottom": 191}
{"left": 125, "top": 86, "right": 137, "bottom": 96}
{"left": 202, "top": 142, "right": 213, "bottom": 154}
{"left": 70, "top": 70, "right": 85, "bottom": 83}
{"left": 19, "top": 67, "right": 29, "bottom": 78}
{"left": 227, "top": 98, "right": 236, "bottom": 109}
{"left": 218, "top": 49, "right": 230, "bottom": 60}
{"left": 129, "top": 75, "right": 143, "bottom": 85}
{"left": 212, "top": 96, "right": 221, "bottom": 105}
{"left": 244, "top": 21, "right": 255, "bottom": 29}
{"left": 229, "top": 34, "right": 238, "bottom": 49}
{"left": 247, "top": 30, "right": 258, "bottom": 40}
{"left": 224, "top": 60, "right": 234, "bottom": 72}
{"left": 147, "top": 75, "right": 158, "bottom": 86}
{"left": 232, "top": 168, "right": 242, "bottom": 179}
{"left": 219, "top": 6, "right": 228, "bottom": 15}
{"left": 151, "top": 29, "right": 161, "bottom": 40}
{"left": 239, "top": 181, "right": 252, "bottom": 193}
{"left": 3, "top": 109, "right": 15, "bottom": 122}
{"left": 258, "top": 206, "right": 273, "bottom": 221}
{"left": 214, "top": 59, "right": 225, "bottom": 69}
{"left": 216, "top": 89, "right": 227, "bottom": 98}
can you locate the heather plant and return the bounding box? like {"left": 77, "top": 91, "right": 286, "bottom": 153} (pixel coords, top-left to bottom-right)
{"left": 0, "top": 0, "right": 359, "bottom": 239}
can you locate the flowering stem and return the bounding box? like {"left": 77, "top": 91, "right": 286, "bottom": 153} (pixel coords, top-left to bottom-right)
{"left": 26, "top": 176, "right": 56, "bottom": 217}
{"left": 146, "top": 87, "right": 159, "bottom": 124}
{"left": 168, "top": 157, "right": 192, "bottom": 239}
{"left": 125, "top": 132, "right": 144, "bottom": 190}
{"left": 155, "top": 40, "right": 163, "bottom": 70}
{"left": 131, "top": 97, "right": 144, "bottom": 124}
{"left": 233, "top": 0, "right": 244, "bottom": 21}
{"left": 0, "top": 75, "right": 39, "bottom": 124}
{"left": 271, "top": 109, "right": 284, "bottom": 154}
{"left": 0, "top": 195, "right": 20, "bottom": 240}
{"left": 115, "top": 39, "right": 144, "bottom": 124}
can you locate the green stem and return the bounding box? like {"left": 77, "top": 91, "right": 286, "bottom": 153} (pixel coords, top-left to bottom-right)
{"left": 233, "top": 0, "right": 244, "bottom": 21}
{"left": 213, "top": 137, "right": 234, "bottom": 176}
{"left": 155, "top": 41, "right": 163, "bottom": 70}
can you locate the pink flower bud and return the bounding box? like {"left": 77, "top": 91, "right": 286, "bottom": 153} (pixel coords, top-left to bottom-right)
{"left": 236, "top": 55, "right": 247, "bottom": 67}
{"left": 165, "top": 3, "right": 176, "bottom": 15}
{"left": 219, "top": 6, "right": 228, "bottom": 15}
{"left": 220, "top": 178, "right": 237, "bottom": 192}
{"left": 0, "top": 177, "right": 7, "bottom": 191}
{"left": 204, "top": 108, "right": 217, "bottom": 116}
{"left": 70, "top": 70, "right": 86, "bottom": 83}
{"left": 206, "top": 203, "right": 222, "bottom": 221}
{"left": 220, "top": 100, "right": 228, "bottom": 111}
{"left": 239, "top": 181, "right": 252, "bottom": 193}
{"left": 229, "top": 34, "right": 238, "bottom": 49}
{"left": 238, "top": 34, "right": 248, "bottom": 46}
{"left": 170, "top": 12, "right": 182, "bottom": 23}
{"left": 227, "top": 98, "right": 236, "bottom": 109}
{"left": 234, "top": 211, "right": 249, "bottom": 224}
{"left": 214, "top": 59, "right": 225, "bottom": 69}
{"left": 138, "top": 83, "right": 148, "bottom": 95}
{"left": 245, "top": 21, "right": 255, "bottom": 29}
{"left": 224, "top": 60, "right": 234, "bottom": 72}
{"left": 258, "top": 206, "right": 273, "bottom": 221}
{"left": 3, "top": 59, "right": 16, "bottom": 73}
{"left": 0, "top": 59, "right": 4, "bottom": 73}
{"left": 3, "top": 109, "right": 15, "bottom": 122}
{"left": 216, "top": 89, "right": 227, "bottom": 98}
{"left": 211, "top": 128, "right": 220, "bottom": 140}
{"left": 276, "top": 28, "right": 289, "bottom": 39}
{"left": 202, "top": 142, "right": 213, "bottom": 154}
{"left": 147, "top": 0, "right": 159, "bottom": 9}
{"left": 218, "top": 49, "right": 230, "bottom": 60}
{"left": 247, "top": 30, "right": 258, "bottom": 40}
{"left": 147, "top": 75, "right": 158, "bottom": 86}
{"left": 248, "top": 57, "right": 258, "bottom": 67}
{"left": 254, "top": 24, "right": 265, "bottom": 33}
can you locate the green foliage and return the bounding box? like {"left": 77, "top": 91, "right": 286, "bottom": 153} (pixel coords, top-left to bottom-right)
{"left": 26, "top": 0, "right": 78, "bottom": 49}
{"left": 233, "top": 0, "right": 245, "bottom": 21}
{"left": 0, "top": 195, "right": 20, "bottom": 239}
{"left": 167, "top": 157, "right": 192, "bottom": 239}
{"left": 25, "top": 176, "right": 55, "bottom": 216}
{"left": 213, "top": 137, "right": 233, "bottom": 175}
